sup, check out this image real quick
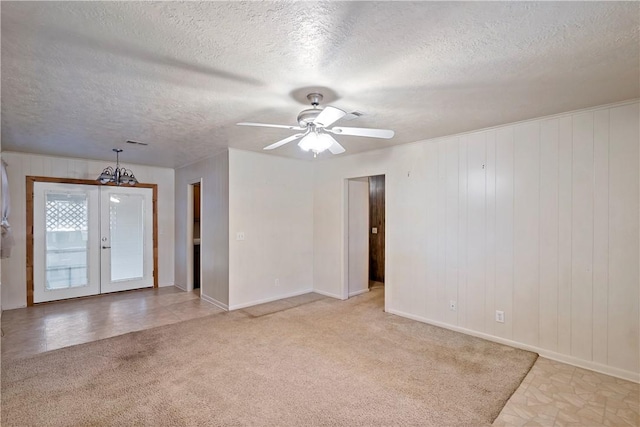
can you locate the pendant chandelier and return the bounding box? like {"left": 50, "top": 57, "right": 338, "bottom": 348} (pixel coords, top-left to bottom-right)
{"left": 97, "top": 148, "right": 138, "bottom": 186}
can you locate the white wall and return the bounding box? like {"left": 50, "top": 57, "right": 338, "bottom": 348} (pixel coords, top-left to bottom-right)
{"left": 313, "top": 101, "right": 639, "bottom": 381}
{"left": 175, "top": 150, "right": 229, "bottom": 308}
{"left": 228, "top": 149, "right": 313, "bottom": 309}
{"left": 0, "top": 151, "right": 175, "bottom": 310}
{"left": 347, "top": 178, "right": 369, "bottom": 297}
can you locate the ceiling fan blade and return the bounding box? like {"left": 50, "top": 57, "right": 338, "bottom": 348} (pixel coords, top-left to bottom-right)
{"left": 263, "top": 133, "right": 305, "bottom": 150}
{"left": 328, "top": 127, "right": 395, "bottom": 139}
{"left": 313, "top": 106, "right": 346, "bottom": 128}
{"left": 326, "top": 135, "right": 346, "bottom": 155}
{"left": 237, "top": 122, "right": 304, "bottom": 131}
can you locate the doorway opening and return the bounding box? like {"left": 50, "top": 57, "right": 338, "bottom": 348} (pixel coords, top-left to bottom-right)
{"left": 368, "top": 175, "right": 385, "bottom": 289}
{"left": 26, "top": 176, "right": 158, "bottom": 306}
{"left": 189, "top": 181, "right": 202, "bottom": 295}
{"left": 346, "top": 174, "right": 385, "bottom": 299}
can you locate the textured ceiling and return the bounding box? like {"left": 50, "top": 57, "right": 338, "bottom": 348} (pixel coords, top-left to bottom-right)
{"left": 2, "top": 1, "right": 638, "bottom": 168}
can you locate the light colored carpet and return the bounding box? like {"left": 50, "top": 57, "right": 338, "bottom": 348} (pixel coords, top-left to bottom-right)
{"left": 2, "top": 289, "right": 537, "bottom": 426}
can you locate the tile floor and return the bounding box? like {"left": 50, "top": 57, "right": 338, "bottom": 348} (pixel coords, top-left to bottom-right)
{"left": 1, "top": 286, "right": 223, "bottom": 361}
{"left": 1, "top": 287, "right": 638, "bottom": 426}
{"left": 494, "top": 357, "right": 639, "bottom": 426}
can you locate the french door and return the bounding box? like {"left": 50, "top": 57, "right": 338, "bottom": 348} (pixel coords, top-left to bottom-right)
{"left": 33, "top": 182, "right": 153, "bottom": 303}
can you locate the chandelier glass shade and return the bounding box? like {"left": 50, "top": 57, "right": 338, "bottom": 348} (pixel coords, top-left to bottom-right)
{"left": 97, "top": 149, "right": 138, "bottom": 186}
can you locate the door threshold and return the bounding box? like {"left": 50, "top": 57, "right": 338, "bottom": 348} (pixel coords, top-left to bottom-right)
{"left": 33, "top": 287, "right": 155, "bottom": 306}
{"left": 369, "top": 280, "right": 384, "bottom": 289}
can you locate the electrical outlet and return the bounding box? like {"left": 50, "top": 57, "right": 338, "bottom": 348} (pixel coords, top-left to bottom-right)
{"left": 275, "top": 278, "right": 280, "bottom": 287}
{"left": 236, "top": 232, "right": 245, "bottom": 241}
{"left": 449, "top": 300, "right": 457, "bottom": 311}
{"left": 495, "top": 310, "right": 505, "bottom": 323}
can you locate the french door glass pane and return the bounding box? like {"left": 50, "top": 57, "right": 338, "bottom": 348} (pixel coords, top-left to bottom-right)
{"left": 45, "top": 192, "right": 89, "bottom": 290}
{"left": 110, "top": 193, "right": 144, "bottom": 282}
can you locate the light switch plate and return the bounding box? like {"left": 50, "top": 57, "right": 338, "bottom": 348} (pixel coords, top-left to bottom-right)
{"left": 372, "top": 227, "right": 378, "bottom": 234}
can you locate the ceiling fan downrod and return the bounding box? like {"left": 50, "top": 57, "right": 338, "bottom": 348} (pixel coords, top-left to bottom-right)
{"left": 306, "top": 93, "right": 323, "bottom": 108}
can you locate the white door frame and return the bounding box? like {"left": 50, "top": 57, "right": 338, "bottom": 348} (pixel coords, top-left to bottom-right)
{"left": 32, "top": 182, "right": 101, "bottom": 303}
{"left": 186, "top": 178, "right": 203, "bottom": 293}
{"left": 26, "top": 176, "right": 158, "bottom": 306}
{"left": 346, "top": 178, "right": 369, "bottom": 299}
{"left": 99, "top": 186, "right": 154, "bottom": 293}
{"left": 342, "top": 174, "right": 388, "bottom": 310}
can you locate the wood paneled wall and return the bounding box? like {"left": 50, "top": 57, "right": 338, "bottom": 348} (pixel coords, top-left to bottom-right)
{"left": 313, "top": 101, "right": 639, "bottom": 380}
{"left": 369, "top": 175, "right": 385, "bottom": 283}
{"left": 425, "top": 104, "right": 639, "bottom": 374}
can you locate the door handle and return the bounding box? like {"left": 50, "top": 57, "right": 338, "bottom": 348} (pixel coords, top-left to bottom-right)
{"left": 102, "top": 246, "right": 111, "bottom": 249}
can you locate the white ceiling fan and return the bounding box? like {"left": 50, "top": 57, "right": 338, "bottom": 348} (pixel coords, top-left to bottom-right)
{"left": 237, "top": 93, "right": 394, "bottom": 156}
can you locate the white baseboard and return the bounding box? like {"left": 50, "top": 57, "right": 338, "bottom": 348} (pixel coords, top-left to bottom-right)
{"left": 386, "top": 308, "right": 639, "bottom": 384}
{"left": 228, "top": 288, "right": 314, "bottom": 311}
{"left": 174, "top": 283, "right": 187, "bottom": 291}
{"left": 201, "top": 293, "right": 228, "bottom": 311}
{"left": 348, "top": 288, "right": 370, "bottom": 297}
{"left": 158, "top": 282, "right": 174, "bottom": 288}
{"left": 312, "top": 288, "right": 343, "bottom": 300}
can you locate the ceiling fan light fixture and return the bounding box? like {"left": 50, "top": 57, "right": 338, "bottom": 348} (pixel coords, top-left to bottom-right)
{"left": 298, "top": 132, "right": 333, "bottom": 154}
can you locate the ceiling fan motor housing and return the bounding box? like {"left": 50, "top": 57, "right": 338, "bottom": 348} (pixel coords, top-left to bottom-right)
{"left": 297, "top": 108, "right": 321, "bottom": 127}
{"left": 297, "top": 93, "right": 325, "bottom": 127}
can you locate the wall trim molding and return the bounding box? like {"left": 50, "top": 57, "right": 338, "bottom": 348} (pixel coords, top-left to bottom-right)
{"left": 228, "top": 288, "right": 314, "bottom": 311}
{"left": 201, "top": 292, "right": 228, "bottom": 311}
{"left": 174, "top": 283, "right": 187, "bottom": 291}
{"left": 348, "top": 288, "right": 370, "bottom": 297}
{"left": 386, "top": 308, "right": 640, "bottom": 384}
{"left": 312, "top": 288, "right": 344, "bottom": 300}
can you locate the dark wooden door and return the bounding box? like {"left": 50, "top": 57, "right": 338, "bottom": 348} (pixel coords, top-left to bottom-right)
{"left": 193, "top": 244, "right": 200, "bottom": 289}
{"left": 369, "top": 175, "right": 385, "bottom": 284}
